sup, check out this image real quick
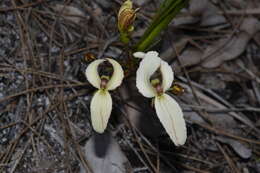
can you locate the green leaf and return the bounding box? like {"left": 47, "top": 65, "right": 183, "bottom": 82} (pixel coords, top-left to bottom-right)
{"left": 134, "top": 0, "right": 189, "bottom": 51}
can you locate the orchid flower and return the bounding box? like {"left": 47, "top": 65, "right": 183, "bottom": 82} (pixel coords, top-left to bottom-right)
{"left": 134, "top": 51, "right": 187, "bottom": 146}
{"left": 85, "top": 58, "right": 124, "bottom": 133}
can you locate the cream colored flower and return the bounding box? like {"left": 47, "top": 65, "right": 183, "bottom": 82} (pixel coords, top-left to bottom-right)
{"left": 134, "top": 51, "right": 187, "bottom": 146}
{"left": 85, "top": 58, "right": 124, "bottom": 133}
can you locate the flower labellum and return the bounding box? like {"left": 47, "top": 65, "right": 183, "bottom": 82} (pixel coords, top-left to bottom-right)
{"left": 134, "top": 51, "right": 187, "bottom": 146}
{"left": 85, "top": 58, "right": 124, "bottom": 133}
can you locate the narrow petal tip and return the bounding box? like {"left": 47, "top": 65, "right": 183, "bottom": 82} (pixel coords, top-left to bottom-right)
{"left": 133, "top": 52, "right": 146, "bottom": 59}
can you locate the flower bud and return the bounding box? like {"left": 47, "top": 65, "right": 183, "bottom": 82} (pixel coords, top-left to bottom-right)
{"left": 118, "top": 0, "right": 137, "bottom": 34}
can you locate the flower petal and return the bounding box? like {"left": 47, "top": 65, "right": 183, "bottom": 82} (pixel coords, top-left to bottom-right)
{"left": 133, "top": 52, "right": 146, "bottom": 59}
{"left": 154, "top": 94, "right": 187, "bottom": 146}
{"left": 85, "top": 59, "right": 105, "bottom": 89}
{"left": 160, "top": 60, "right": 174, "bottom": 92}
{"left": 90, "top": 89, "right": 112, "bottom": 133}
{"left": 106, "top": 58, "right": 124, "bottom": 90}
{"left": 133, "top": 51, "right": 159, "bottom": 59}
{"left": 136, "top": 54, "right": 161, "bottom": 98}
{"left": 144, "top": 51, "right": 159, "bottom": 58}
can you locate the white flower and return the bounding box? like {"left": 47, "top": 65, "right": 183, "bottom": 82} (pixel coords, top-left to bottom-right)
{"left": 85, "top": 58, "right": 124, "bottom": 133}
{"left": 134, "top": 51, "right": 187, "bottom": 146}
